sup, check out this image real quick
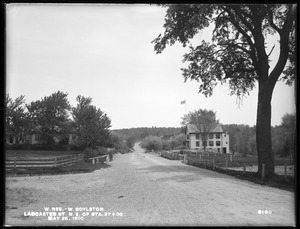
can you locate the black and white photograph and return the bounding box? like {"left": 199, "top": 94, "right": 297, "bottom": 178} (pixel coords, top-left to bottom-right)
{"left": 4, "top": 3, "right": 296, "bottom": 226}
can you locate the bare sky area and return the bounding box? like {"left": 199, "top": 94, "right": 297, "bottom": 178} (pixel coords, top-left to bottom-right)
{"left": 6, "top": 4, "right": 296, "bottom": 129}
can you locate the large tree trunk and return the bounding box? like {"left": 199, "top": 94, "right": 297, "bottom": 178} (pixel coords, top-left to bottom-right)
{"left": 256, "top": 80, "right": 275, "bottom": 179}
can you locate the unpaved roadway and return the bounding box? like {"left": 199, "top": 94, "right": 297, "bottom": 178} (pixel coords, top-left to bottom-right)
{"left": 5, "top": 144, "right": 295, "bottom": 226}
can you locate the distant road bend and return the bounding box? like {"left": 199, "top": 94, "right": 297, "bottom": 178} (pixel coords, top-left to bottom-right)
{"left": 5, "top": 144, "right": 295, "bottom": 226}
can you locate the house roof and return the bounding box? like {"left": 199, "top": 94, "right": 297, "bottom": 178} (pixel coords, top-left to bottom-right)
{"left": 186, "top": 123, "right": 223, "bottom": 133}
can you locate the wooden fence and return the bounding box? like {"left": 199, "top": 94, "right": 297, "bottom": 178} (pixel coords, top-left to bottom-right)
{"left": 88, "top": 155, "right": 109, "bottom": 164}
{"left": 159, "top": 150, "right": 294, "bottom": 178}
{"left": 160, "top": 151, "right": 183, "bottom": 160}
{"left": 184, "top": 153, "right": 294, "bottom": 178}
{"left": 5, "top": 154, "right": 84, "bottom": 169}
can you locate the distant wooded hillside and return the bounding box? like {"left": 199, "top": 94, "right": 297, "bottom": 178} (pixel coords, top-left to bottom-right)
{"left": 112, "top": 127, "right": 183, "bottom": 141}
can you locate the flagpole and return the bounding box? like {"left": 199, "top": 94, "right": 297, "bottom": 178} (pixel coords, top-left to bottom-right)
{"left": 181, "top": 99, "right": 187, "bottom": 125}
{"left": 185, "top": 99, "right": 187, "bottom": 117}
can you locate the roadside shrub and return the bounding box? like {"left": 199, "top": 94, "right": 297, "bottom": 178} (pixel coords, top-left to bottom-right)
{"left": 82, "top": 148, "right": 98, "bottom": 161}
{"left": 162, "top": 140, "right": 172, "bottom": 150}
{"left": 140, "top": 136, "right": 163, "bottom": 152}
{"left": 96, "top": 146, "right": 109, "bottom": 155}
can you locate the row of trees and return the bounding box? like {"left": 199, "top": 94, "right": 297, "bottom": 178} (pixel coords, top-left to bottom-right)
{"left": 224, "top": 113, "right": 295, "bottom": 158}
{"left": 6, "top": 91, "right": 112, "bottom": 149}
{"left": 114, "top": 110, "right": 295, "bottom": 158}
{"left": 113, "top": 127, "right": 182, "bottom": 142}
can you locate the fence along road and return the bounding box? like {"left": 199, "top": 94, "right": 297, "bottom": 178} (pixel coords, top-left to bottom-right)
{"left": 5, "top": 144, "right": 295, "bottom": 226}
{"left": 5, "top": 154, "right": 84, "bottom": 169}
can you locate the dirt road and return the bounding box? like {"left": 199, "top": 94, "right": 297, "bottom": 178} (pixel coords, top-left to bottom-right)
{"left": 5, "top": 144, "right": 295, "bottom": 226}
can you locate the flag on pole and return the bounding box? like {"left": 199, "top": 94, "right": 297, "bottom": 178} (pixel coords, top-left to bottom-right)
{"left": 180, "top": 100, "right": 186, "bottom": 104}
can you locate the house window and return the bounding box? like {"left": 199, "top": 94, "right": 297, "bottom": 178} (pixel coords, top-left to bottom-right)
{"left": 196, "top": 141, "right": 200, "bottom": 147}
{"left": 209, "top": 141, "right": 214, "bottom": 146}
{"left": 187, "top": 135, "right": 189, "bottom": 140}
{"left": 196, "top": 134, "right": 200, "bottom": 140}
{"left": 216, "top": 141, "right": 220, "bottom": 146}
{"left": 209, "top": 134, "right": 214, "bottom": 139}
{"left": 216, "top": 133, "right": 220, "bottom": 139}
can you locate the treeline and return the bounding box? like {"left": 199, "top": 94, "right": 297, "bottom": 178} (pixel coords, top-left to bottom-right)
{"left": 223, "top": 113, "right": 295, "bottom": 157}
{"left": 113, "top": 127, "right": 183, "bottom": 141}
{"left": 5, "top": 91, "right": 119, "bottom": 151}
{"left": 112, "top": 127, "right": 184, "bottom": 152}
{"left": 113, "top": 113, "right": 295, "bottom": 158}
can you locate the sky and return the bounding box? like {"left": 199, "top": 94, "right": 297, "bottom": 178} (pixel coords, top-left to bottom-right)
{"left": 6, "top": 4, "right": 296, "bottom": 130}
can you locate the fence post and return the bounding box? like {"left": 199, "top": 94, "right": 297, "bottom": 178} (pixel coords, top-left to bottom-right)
{"left": 284, "top": 163, "right": 287, "bottom": 180}
{"left": 54, "top": 157, "right": 57, "bottom": 167}
{"left": 230, "top": 154, "right": 233, "bottom": 162}
{"left": 243, "top": 163, "right": 246, "bottom": 173}
{"left": 14, "top": 157, "right": 17, "bottom": 169}
{"left": 262, "top": 163, "right": 265, "bottom": 180}
{"left": 199, "top": 154, "right": 202, "bottom": 160}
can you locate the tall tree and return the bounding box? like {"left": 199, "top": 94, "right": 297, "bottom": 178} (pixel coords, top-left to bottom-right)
{"left": 182, "top": 109, "right": 219, "bottom": 152}
{"left": 71, "top": 95, "right": 111, "bottom": 148}
{"left": 280, "top": 113, "right": 295, "bottom": 158}
{"left": 6, "top": 94, "right": 32, "bottom": 144}
{"left": 153, "top": 4, "right": 296, "bottom": 178}
{"left": 27, "top": 91, "right": 71, "bottom": 144}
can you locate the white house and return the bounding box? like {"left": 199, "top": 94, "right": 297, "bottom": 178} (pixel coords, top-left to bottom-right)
{"left": 185, "top": 123, "right": 230, "bottom": 154}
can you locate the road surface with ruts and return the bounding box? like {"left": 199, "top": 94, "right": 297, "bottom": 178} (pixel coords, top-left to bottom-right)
{"left": 5, "top": 144, "right": 295, "bottom": 226}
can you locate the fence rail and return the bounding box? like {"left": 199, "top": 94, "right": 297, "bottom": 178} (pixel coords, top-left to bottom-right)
{"left": 160, "top": 151, "right": 183, "bottom": 160}
{"left": 5, "top": 154, "right": 84, "bottom": 169}
{"left": 160, "top": 150, "right": 294, "bottom": 178}
{"left": 88, "top": 155, "right": 109, "bottom": 164}
{"left": 184, "top": 154, "right": 294, "bottom": 177}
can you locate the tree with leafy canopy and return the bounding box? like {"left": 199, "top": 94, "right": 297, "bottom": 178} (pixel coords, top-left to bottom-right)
{"left": 71, "top": 95, "right": 111, "bottom": 148}
{"left": 153, "top": 4, "right": 296, "bottom": 178}
{"left": 140, "top": 135, "right": 163, "bottom": 152}
{"left": 26, "top": 91, "right": 71, "bottom": 144}
{"left": 6, "top": 94, "right": 32, "bottom": 144}
{"left": 278, "top": 113, "right": 295, "bottom": 157}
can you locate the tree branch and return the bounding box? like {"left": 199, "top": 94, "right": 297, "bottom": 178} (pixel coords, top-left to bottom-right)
{"left": 269, "top": 4, "right": 296, "bottom": 87}
{"left": 222, "top": 7, "right": 258, "bottom": 67}
{"left": 231, "top": 6, "right": 255, "bottom": 33}
{"left": 267, "top": 9, "right": 282, "bottom": 34}
{"left": 267, "top": 44, "right": 275, "bottom": 57}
